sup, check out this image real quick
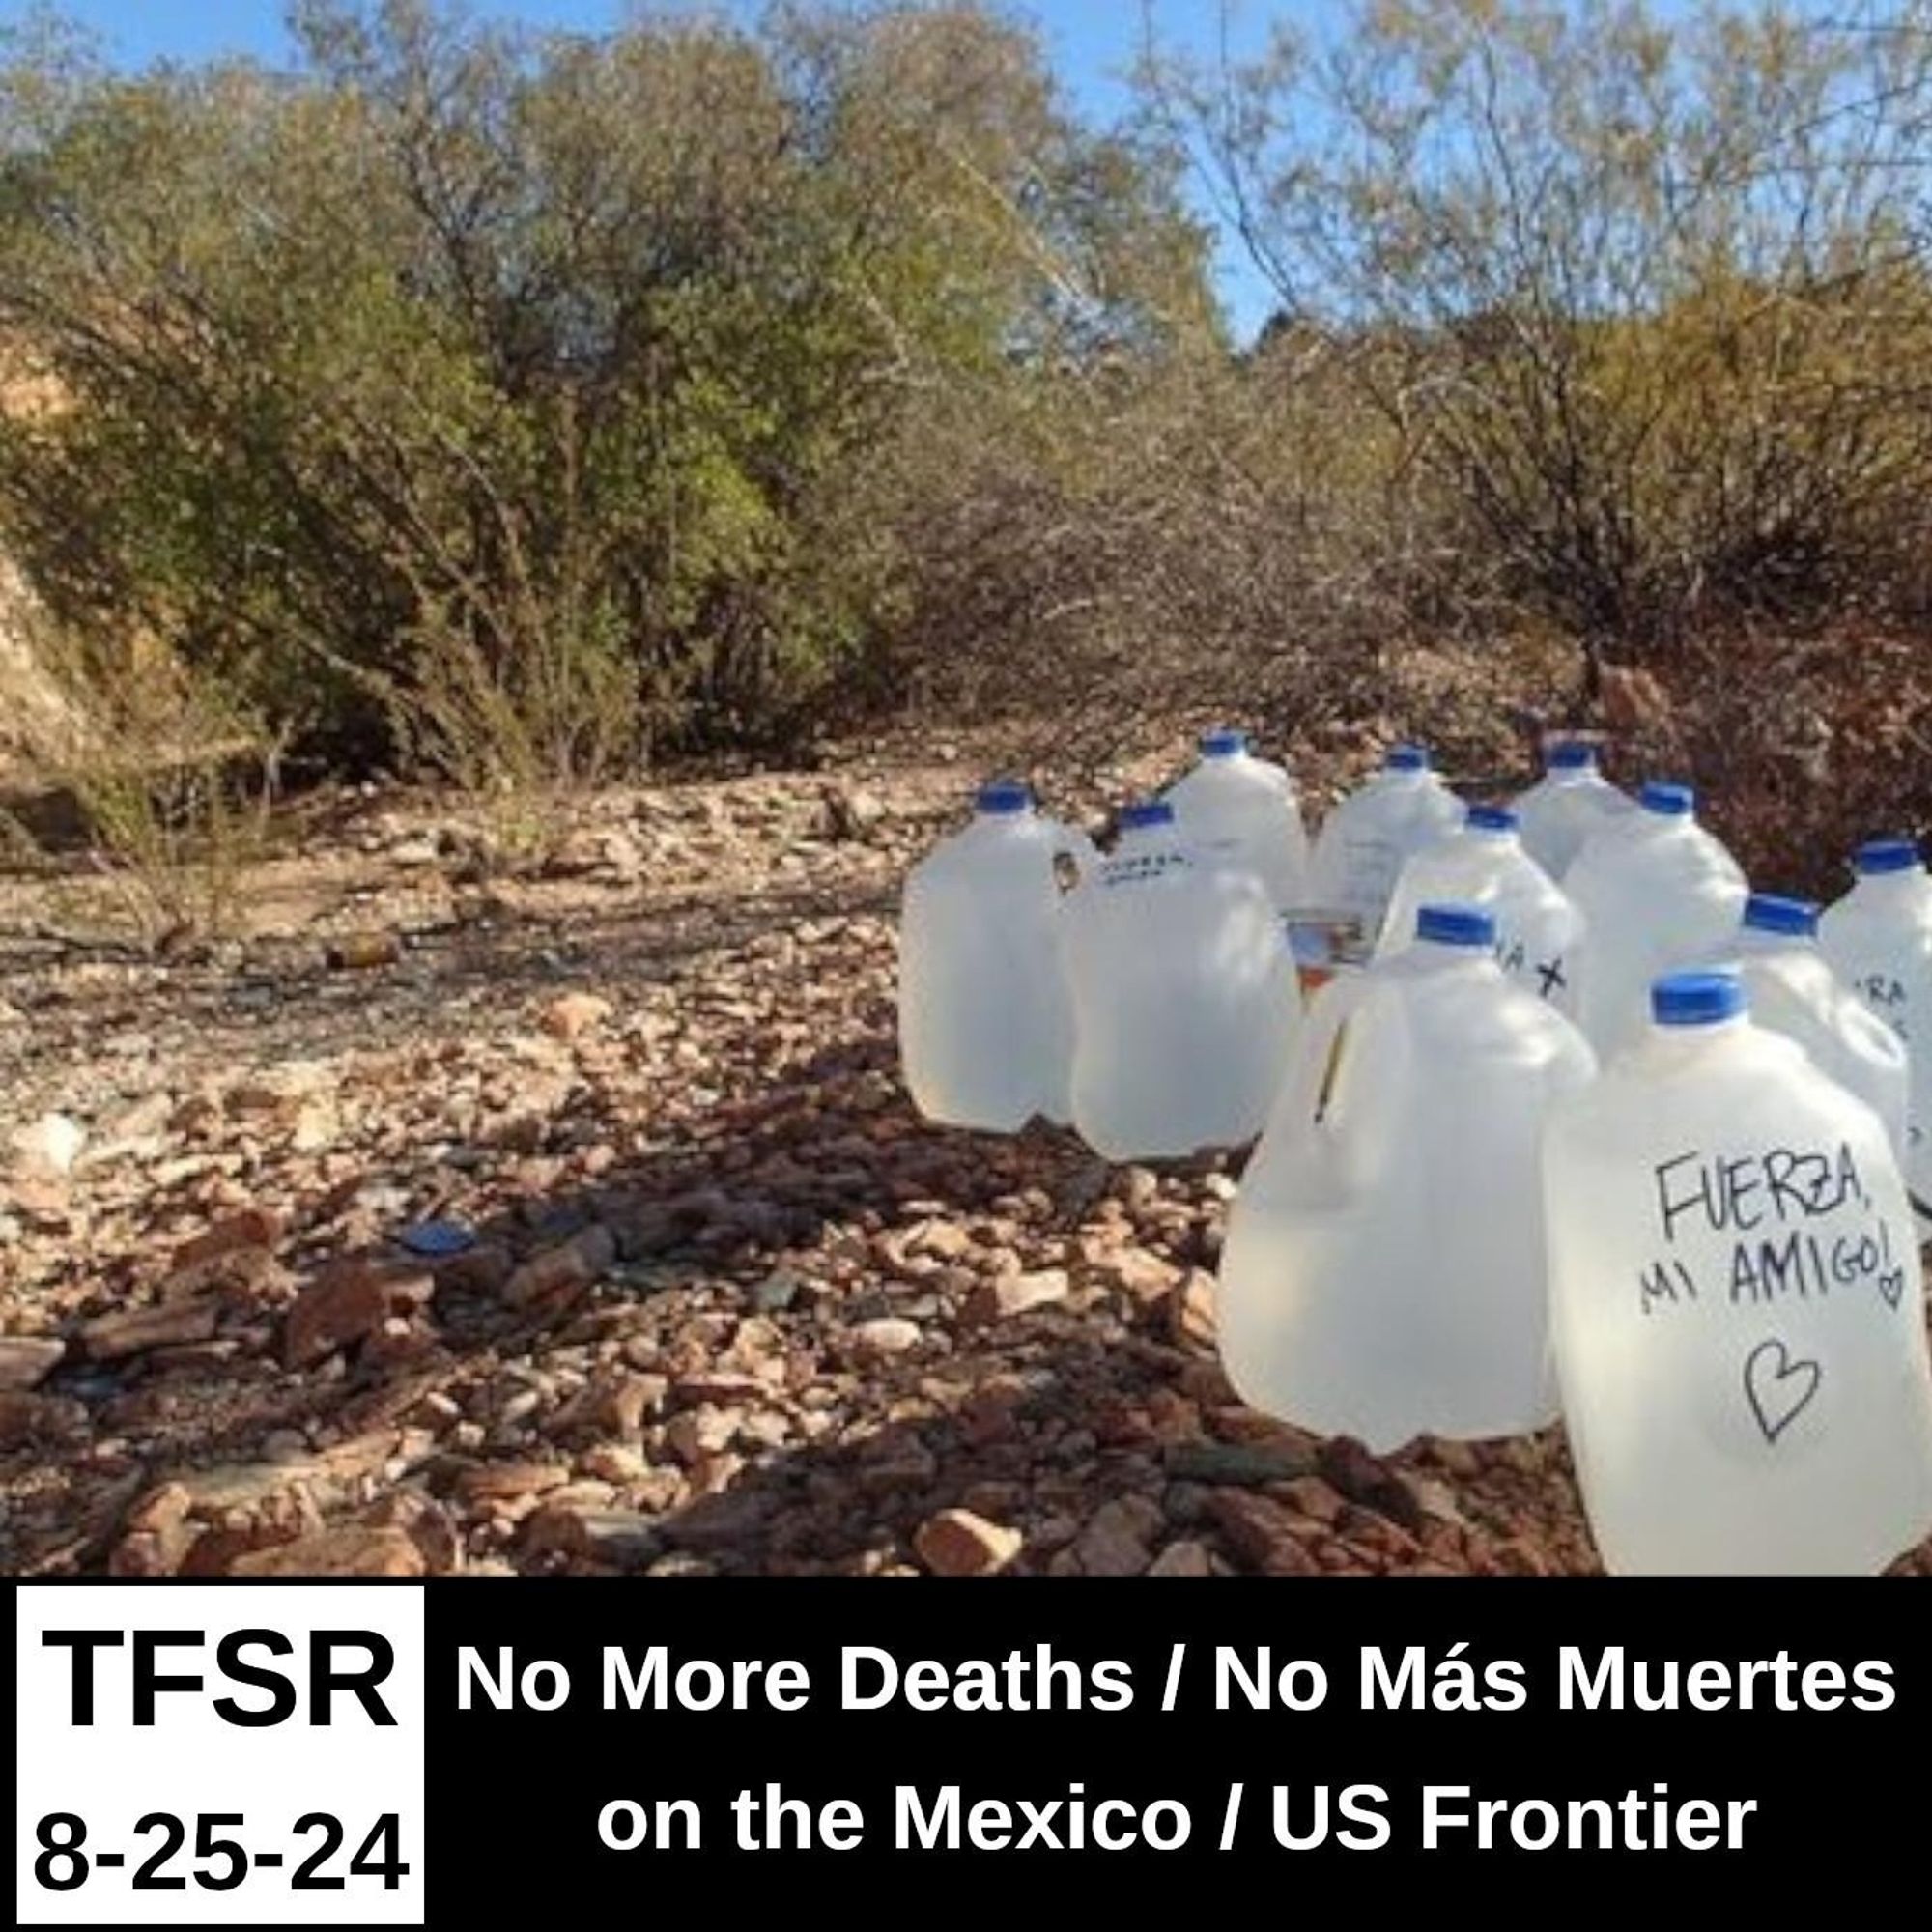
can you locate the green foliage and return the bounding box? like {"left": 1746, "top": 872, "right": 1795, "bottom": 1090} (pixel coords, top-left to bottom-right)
{"left": 0, "top": 0, "right": 1211, "bottom": 782}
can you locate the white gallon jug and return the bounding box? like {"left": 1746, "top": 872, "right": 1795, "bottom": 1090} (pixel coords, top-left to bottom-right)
{"left": 1064, "top": 799, "right": 1300, "bottom": 1160}
{"left": 1218, "top": 902, "right": 1597, "bottom": 1451}
{"left": 1564, "top": 781, "right": 1747, "bottom": 1054}
{"left": 1820, "top": 837, "right": 1932, "bottom": 1212}
{"left": 1513, "top": 738, "right": 1634, "bottom": 878}
{"left": 1307, "top": 744, "right": 1463, "bottom": 939}
{"left": 898, "top": 778, "right": 1080, "bottom": 1131}
{"left": 1163, "top": 726, "right": 1310, "bottom": 911}
{"left": 1545, "top": 968, "right": 1932, "bottom": 1575}
{"left": 1731, "top": 893, "right": 1911, "bottom": 1166}
{"left": 1377, "top": 803, "right": 1586, "bottom": 1014}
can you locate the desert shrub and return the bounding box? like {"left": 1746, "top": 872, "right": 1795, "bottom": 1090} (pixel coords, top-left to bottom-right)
{"left": 0, "top": 1, "right": 1209, "bottom": 784}
{"left": 1142, "top": 0, "right": 1932, "bottom": 679}
{"left": 2, "top": 603, "right": 282, "bottom": 949}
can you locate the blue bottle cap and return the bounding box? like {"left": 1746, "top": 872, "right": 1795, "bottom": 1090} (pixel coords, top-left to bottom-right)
{"left": 1466, "top": 804, "right": 1519, "bottom": 833}
{"left": 1640, "top": 781, "right": 1694, "bottom": 816}
{"left": 1854, "top": 837, "right": 1921, "bottom": 875}
{"left": 1743, "top": 893, "right": 1818, "bottom": 938}
{"left": 1548, "top": 740, "right": 1598, "bottom": 771}
{"left": 1415, "top": 902, "right": 1495, "bottom": 949}
{"left": 1384, "top": 744, "right": 1431, "bottom": 772}
{"left": 1200, "top": 728, "right": 1247, "bottom": 757}
{"left": 1652, "top": 968, "right": 1746, "bottom": 1027}
{"left": 1119, "top": 799, "right": 1177, "bottom": 832}
{"left": 976, "top": 779, "right": 1032, "bottom": 815}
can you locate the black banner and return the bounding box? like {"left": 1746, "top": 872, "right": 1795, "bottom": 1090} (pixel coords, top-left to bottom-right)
{"left": 10, "top": 1576, "right": 1927, "bottom": 1919}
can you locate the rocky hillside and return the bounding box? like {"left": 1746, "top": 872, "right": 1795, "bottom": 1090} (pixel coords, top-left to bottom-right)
{"left": 4, "top": 747, "right": 1930, "bottom": 1579}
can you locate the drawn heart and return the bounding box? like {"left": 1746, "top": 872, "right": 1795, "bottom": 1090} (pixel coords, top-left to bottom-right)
{"left": 1744, "top": 1338, "right": 1822, "bottom": 1445}
{"left": 1878, "top": 1268, "right": 1906, "bottom": 1311}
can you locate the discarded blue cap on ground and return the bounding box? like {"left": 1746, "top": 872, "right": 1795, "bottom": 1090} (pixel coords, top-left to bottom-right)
{"left": 1640, "top": 781, "right": 1694, "bottom": 816}
{"left": 396, "top": 1219, "right": 476, "bottom": 1260}
{"left": 1416, "top": 902, "right": 1495, "bottom": 949}
{"left": 1744, "top": 893, "right": 1818, "bottom": 938}
{"left": 1200, "top": 727, "right": 1247, "bottom": 757}
{"left": 1467, "top": 804, "right": 1519, "bottom": 833}
{"left": 1855, "top": 836, "right": 1921, "bottom": 874}
{"left": 1653, "top": 968, "right": 1745, "bottom": 1027}
{"left": 976, "top": 778, "right": 1032, "bottom": 814}
{"left": 1384, "top": 744, "right": 1431, "bottom": 772}
{"left": 1547, "top": 740, "right": 1598, "bottom": 770}
{"left": 1119, "top": 799, "right": 1176, "bottom": 831}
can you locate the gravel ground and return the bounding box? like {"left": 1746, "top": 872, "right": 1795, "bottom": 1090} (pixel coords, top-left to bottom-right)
{"left": 5, "top": 745, "right": 1929, "bottom": 1578}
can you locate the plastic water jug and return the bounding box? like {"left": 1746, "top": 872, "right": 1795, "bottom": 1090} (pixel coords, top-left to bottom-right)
{"left": 1730, "top": 893, "right": 1911, "bottom": 1166}
{"left": 1218, "top": 903, "right": 1597, "bottom": 1450}
{"left": 1545, "top": 968, "right": 1932, "bottom": 1574}
{"left": 1564, "top": 781, "right": 1747, "bottom": 1053}
{"left": 1307, "top": 744, "right": 1463, "bottom": 938}
{"left": 1378, "top": 804, "right": 1586, "bottom": 1014}
{"left": 1513, "top": 738, "right": 1634, "bottom": 878}
{"left": 1819, "top": 838, "right": 1932, "bottom": 1212}
{"left": 1064, "top": 799, "right": 1300, "bottom": 1159}
{"left": 1163, "top": 727, "right": 1310, "bottom": 911}
{"left": 898, "top": 779, "right": 1081, "bottom": 1131}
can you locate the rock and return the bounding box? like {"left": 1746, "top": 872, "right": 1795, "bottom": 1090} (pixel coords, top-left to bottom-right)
{"left": 164, "top": 1209, "right": 283, "bottom": 1295}
{"left": 1090, "top": 1246, "right": 1182, "bottom": 1303}
{"left": 502, "top": 1223, "right": 616, "bottom": 1313}
{"left": 965, "top": 1268, "right": 1069, "bottom": 1323}
{"left": 9, "top": 1112, "right": 85, "bottom": 1179}
{"left": 578, "top": 1442, "right": 653, "bottom": 1485}
{"left": 1167, "top": 1270, "right": 1217, "bottom": 1349}
{"left": 661, "top": 1485, "right": 776, "bottom": 1554}
{"left": 585, "top": 1373, "right": 668, "bottom": 1437}
{"left": 290, "top": 1100, "right": 339, "bottom": 1153}
{"left": 363, "top": 1492, "right": 463, "bottom": 1574}
{"left": 913, "top": 1508, "right": 1023, "bottom": 1577}
{"left": 453, "top": 1461, "right": 571, "bottom": 1507}
{"left": 327, "top": 931, "right": 402, "bottom": 971}
{"left": 0, "top": 1336, "right": 66, "bottom": 1390}
{"left": 285, "top": 1259, "right": 430, "bottom": 1369}
{"left": 121, "top": 1483, "right": 193, "bottom": 1537}
{"left": 1072, "top": 1495, "right": 1161, "bottom": 1577}
{"left": 1317, "top": 1436, "right": 1427, "bottom": 1533}
{"left": 432, "top": 1242, "right": 512, "bottom": 1296}
{"left": 1146, "top": 1539, "right": 1215, "bottom": 1577}
{"left": 99, "top": 1097, "right": 179, "bottom": 1151}
{"left": 542, "top": 991, "right": 614, "bottom": 1041}
{"left": 821, "top": 784, "right": 887, "bottom": 841}
{"left": 1272, "top": 1475, "right": 1346, "bottom": 1523}
{"left": 1163, "top": 1438, "right": 1316, "bottom": 1486}
{"left": 522, "top": 1505, "right": 661, "bottom": 1568}
{"left": 748, "top": 1268, "right": 803, "bottom": 1313}
{"left": 851, "top": 1317, "right": 923, "bottom": 1357}
{"left": 109, "top": 1524, "right": 199, "bottom": 1577}
{"left": 664, "top": 1406, "right": 738, "bottom": 1465}
{"left": 228, "top": 1528, "right": 427, "bottom": 1577}
{"left": 80, "top": 1299, "right": 220, "bottom": 1362}
{"left": 1208, "top": 1491, "right": 1320, "bottom": 1575}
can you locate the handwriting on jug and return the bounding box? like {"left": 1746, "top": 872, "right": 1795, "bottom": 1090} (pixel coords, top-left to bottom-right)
{"left": 1634, "top": 1141, "right": 1907, "bottom": 1318}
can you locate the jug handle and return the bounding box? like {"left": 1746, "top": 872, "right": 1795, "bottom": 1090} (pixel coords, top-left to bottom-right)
{"left": 1278, "top": 968, "right": 1376, "bottom": 1139}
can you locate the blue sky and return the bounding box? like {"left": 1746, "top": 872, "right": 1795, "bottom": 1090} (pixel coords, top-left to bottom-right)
{"left": 14, "top": 0, "right": 1287, "bottom": 334}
